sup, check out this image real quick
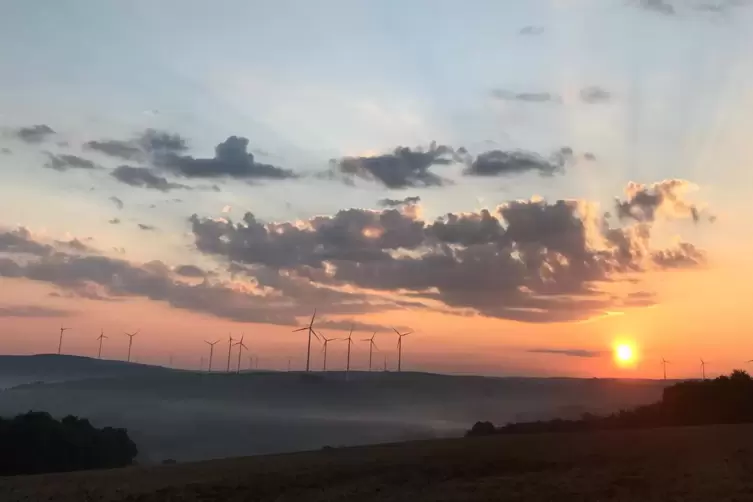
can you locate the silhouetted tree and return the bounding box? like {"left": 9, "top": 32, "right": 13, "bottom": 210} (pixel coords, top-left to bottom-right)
{"left": 0, "top": 411, "right": 137, "bottom": 475}
{"left": 466, "top": 421, "right": 496, "bottom": 437}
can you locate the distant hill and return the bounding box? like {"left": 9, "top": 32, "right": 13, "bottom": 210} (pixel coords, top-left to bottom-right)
{"left": 0, "top": 354, "right": 171, "bottom": 389}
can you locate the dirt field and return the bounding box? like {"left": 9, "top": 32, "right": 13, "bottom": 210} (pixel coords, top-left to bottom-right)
{"left": 3, "top": 424, "right": 753, "bottom": 501}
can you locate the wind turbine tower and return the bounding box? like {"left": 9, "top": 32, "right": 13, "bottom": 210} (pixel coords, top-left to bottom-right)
{"left": 57, "top": 326, "right": 70, "bottom": 355}
{"left": 234, "top": 335, "right": 249, "bottom": 374}
{"left": 293, "top": 309, "right": 320, "bottom": 372}
{"left": 226, "top": 333, "right": 235, "bottom": 372}
{"left": 319, "top": 332, "right": 339, "bottom": 371}
{"left": 394, "top": 328, "right": 413, "bottom": 373}
{"left": 344, "top": 326, "right": 354, "bottom": 380}
{"left": 124, "top": 330, "right": 139, "bottom": 363}
{"left": 700, "top": 358, "right": 707, "bottom": 380}
{"left": 205, "top": 339, "right": 220, "bottom": 372}
{"left": 361, "top": 332, "right": 378, "bottom": 372}
{"left": 661, "top": 357, "right": 669, "bottom": 380}
{"left": 96, "top": 330, "right": 107, "bottom": 359}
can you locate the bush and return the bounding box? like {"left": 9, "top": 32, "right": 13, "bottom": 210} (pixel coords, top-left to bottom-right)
{"left": 0, "top": 411, "right": 138, "bottom": 475}
{"left": 466, "top": 421, "right": 496, "bottom": 437}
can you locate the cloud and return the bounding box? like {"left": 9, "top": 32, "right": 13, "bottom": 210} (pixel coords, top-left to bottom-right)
{"left": 0, "top": 229, "right": 406, "bottom": 325}
{"left": 378, "top": 196, "right": 421, "bottom": 208}
{"left": 44, "top": 153, "right": 100, "bottom": 171}
{"left": 221, "top": 205, "right": 232, "bottom": 214}
{"left": 174, "top": 264, "right": 206, "bottom": 277}
{"left": 0, "top": 305, "right": 73, "bottom": 318}
{"left": 109, "top": 218, "right": 121, "bottom": 225}
{"left": 189, "top": 180, "right": 709, "bottom": 323}
{"left": 85, "top": 129, "right": 188, "bottom": 161}
{"left": 636, "top": 0, "right": 676, "bottom": 14}
{"left": 155, "top": 136, "right": 296, "bottom": 180}
{"left": 13, "top": 124, "right": 55, "bottom": 143}
{"left": 111, "top": 165, "right": 189, "bottom": 191}
{"left": 519, "top": 25, "right": 545, "bottom": 35}
{"left": 464, "top": 148, "right": 573, "bottom": 177}
{"left": 491, "top": 89, "right": 560, "bottom": 103}
{"left": 109, "top": 196, "right": 124, "bottom": 210}
{"left": 1, "top": 148, "right": 11, "bottom": 154}
{"left": 615, "top": 179, "right": 702, "bottom": 223}
{"left": 137, "top": 223, "right": 156, "bottom": 231}
{"left": 527, "top": 348, "right": 604, "bottom": 358}
{"left": 580, "top": 86, "right": 612, "bottom": 104}
{"left": 332, "top": 142, "right": 460, "bottom": 189}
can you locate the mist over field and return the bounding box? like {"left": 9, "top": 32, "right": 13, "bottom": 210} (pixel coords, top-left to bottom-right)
{"left": 0, "top": 355, "right": 668, "bottom": 462}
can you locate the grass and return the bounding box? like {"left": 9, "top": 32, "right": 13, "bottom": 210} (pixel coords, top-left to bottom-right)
{"left": 3, "top": 424, "right": 753, "bottom": 501}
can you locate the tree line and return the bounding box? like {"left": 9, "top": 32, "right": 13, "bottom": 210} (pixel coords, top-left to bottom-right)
{"left": 468, "top": 370, "right": 753, "bottom": 437}
{"left": 0, "top": 411, "right": 137, "bottom": 475}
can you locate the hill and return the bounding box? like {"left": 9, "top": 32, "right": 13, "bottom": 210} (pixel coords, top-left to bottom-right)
{"left": 1, "top": 424, "right": 753, "bottom": 501}
{"left": 0, "top": 363, "right": 669, "bottom": 462}
{"left": 0, "top": 354, "right": 170, "bottom": 389}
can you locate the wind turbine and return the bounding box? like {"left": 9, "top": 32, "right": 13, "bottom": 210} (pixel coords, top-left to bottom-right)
{"left": 700, "top": 358, "right": 707, "bottom": 380}
{"left": 96, "top": 330, "right": 107, "bottom": 359}
{"left": 124, "top": 330, "right": 139, "bottom": 363}
{"left": 57, "top": 326, "right": 70, "bottom": 355}
{"left": 233, "top": 335, "right": 249, "bottom": 374}
{"left": 362, "top": 332, "right": 378, "bottom": 372}
{"left": 318, "top": 332, "right": 339, "bottom": 372}
{"left": 661, "top": 357, "right": 670, "bottom": 380}
{"left": 344, "top": 326, "right": 354, "bottom": 380}
{"left": 205, "top": 339, "right": 220, "bottom": 372}
{"left": 293, "top": 309, "right": 320, "bottom": 372}
{"left": 394, "top": 328, "right": 413, "bottom": 373}
{"left": 226, "top": 333, "right": 235, "bottom": 372}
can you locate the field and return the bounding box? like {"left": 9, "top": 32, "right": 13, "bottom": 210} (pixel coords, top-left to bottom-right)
{"left": 3, "top": 424, "right": 753, "bottom": 501}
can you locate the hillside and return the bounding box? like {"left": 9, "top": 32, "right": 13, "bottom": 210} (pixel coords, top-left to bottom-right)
{"left": 0, "top": 358, "right": 669, "bottom": 462}
{"left": 0, "top": 354, "right": 170, "bottom": 389}
{"left": 2, "top": 424, "right": 753, "bottom": 501}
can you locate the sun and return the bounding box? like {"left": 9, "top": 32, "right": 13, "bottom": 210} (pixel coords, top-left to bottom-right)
{"left": 613, "top": 342, "right": 637, "bottom": 367}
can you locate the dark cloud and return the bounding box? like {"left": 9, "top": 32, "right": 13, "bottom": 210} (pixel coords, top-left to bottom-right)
{"left": 13, "top": 125, "right": 55, "bottom": 143}
{"left": 85, "top": 129, "right": 188, "bottom": 161}
{"left": 491, "top": 89, "right": 560, "bottom": 103}
{"left": 109, "top": 196, "right": 124, "bottom": 210}
{"left": 44, "top": 153, "right": 100, "bottom": 172}
{"left": 1, "top": 148, "right": 11, "bottom": 155}
{"left": 189, "top": 180, "right": 708, "bottom": 323}
{"left": 0, "top": 228, "right": 53, "bottom": 256}
{"left": 156, "top": 136, "right": 296, "bottom": 180}
{"left": 111, "top": 166, "right": 189, "bottom": 192}
{"left": 519, "top": 25, "right": 545, "bottom": 35}
{"left": 332, "top": 142, "right": 459, "bottom": 189}
{"left": 584, "top": 152, "right": 597, "bottom": 161}
{"left": 616, "top": 179, "right": 701, "bottom": 223}
{"left": 0, "top": 305, "right": 73, "bottom": 318}
{"left": 109, "top": 218, "right": 121, "bottom": 225}
{"left": 85, "top": 140, "right": 143, "bottom": 160}
{"left": 527, "top": 348, "right": 604, "bottom": 358}
{"left": 378, "top": 196, "right": 421, "bottom": 208}
{"left": 464, "top": 148, "right": 572, "bottom": 177}
{"left": 580, "top": 86, "right": 612, "bottom": 104}
{"left": 137, "top": 223, "right": 156, "bottom": 231}
{"left": 174, "top": 264, "right": 206, "bottom": 278}
{"left": 55, "top": 238, "right": 92, "bottom": 253}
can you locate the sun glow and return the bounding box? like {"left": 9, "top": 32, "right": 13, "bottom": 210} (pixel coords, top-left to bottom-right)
{"left": 613, "top": 341, "right": 637, "bottom": 367}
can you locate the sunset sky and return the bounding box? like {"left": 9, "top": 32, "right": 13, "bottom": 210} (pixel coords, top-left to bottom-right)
{"left": 2, "top": 0, "right": 753, "bottom": 378}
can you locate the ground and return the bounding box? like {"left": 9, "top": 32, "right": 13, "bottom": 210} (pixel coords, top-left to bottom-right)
{"left": 3, "top": 424, "right": 753, "bottom": 501}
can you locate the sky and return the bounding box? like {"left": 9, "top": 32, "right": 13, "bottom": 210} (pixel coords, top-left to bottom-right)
{"left": 1, "top": 0, "right": 753, "bottom": 378}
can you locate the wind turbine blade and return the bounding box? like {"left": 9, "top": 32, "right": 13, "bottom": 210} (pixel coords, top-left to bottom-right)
{"left": 292, "top": 327, "right": 308, "bottom": 332}
{"left": 403, "top": 331, "right": 413, "bottom": 336}
{"left": 361, "top": 338, "right": 371, "bottom": 342}
{"left": 372, "top": 341, "right": 379, "bottom": 351}
{"left": 393, "top": 327, "right": 401, "bottom": 336}
{"left": 310, "top": 309, "right": 317, "bottom": 326}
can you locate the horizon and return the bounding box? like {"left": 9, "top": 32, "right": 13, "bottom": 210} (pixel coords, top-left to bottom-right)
{"left": 3, "top": 1, "right": 753, "bottom": 380}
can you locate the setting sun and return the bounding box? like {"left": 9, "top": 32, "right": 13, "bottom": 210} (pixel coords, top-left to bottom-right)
{"left": 614, "top": 342, "right": 637, "bottom": 367}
